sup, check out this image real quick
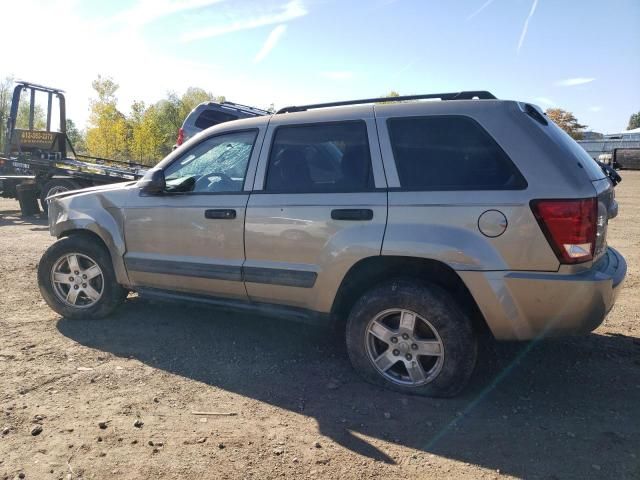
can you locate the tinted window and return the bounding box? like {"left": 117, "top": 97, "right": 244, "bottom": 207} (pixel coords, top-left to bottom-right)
{"left": 265, "top": 122, "right": 373, "bottom": 193}
{"left": 194, "top": 109, "right": 239, "bottom": 129}
{"left": 388, "top": 116, "right": 527, "bottom": 190}
{"left": 164, "top": 130, "right": 256, "bottom": 193}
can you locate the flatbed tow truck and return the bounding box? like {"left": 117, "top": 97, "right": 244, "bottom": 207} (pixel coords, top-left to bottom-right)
{"left": 0, "top": 81, "right": 147, "bottom": 214}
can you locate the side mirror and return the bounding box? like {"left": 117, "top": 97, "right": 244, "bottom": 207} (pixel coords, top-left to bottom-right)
{"left": 139, "top": 169, "right": 166, "bottom": 195}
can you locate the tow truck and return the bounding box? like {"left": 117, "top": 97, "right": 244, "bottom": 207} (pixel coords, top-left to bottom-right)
{"left": 0, "top": 81, "right": 147, "bottom": 214}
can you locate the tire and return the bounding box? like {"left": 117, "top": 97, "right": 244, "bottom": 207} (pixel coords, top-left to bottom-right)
{"left": 38, "top": 234, "right": 126, "bottom": 319}
{"left": 346, "top": 279, "right": 477, "bottom": 397}
{"left": 40, "top": 179, "right": 82, "bottom": 215}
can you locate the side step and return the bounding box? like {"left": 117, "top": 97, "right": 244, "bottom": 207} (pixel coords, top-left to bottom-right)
{"left": 136, "top": 287, "right": 333, "bottom": 327}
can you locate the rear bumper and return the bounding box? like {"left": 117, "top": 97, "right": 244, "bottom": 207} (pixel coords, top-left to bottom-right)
{"left": 459, "top": 247, "right": 627, "bottom": 340}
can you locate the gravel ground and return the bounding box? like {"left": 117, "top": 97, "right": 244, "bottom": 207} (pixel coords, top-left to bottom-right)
{"left": 0, "top": 172, "right": 639, "bottom": 480}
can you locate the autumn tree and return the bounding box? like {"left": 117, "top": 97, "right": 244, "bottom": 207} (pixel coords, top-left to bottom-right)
{"left": 80, "top": 76, "right": 228, "bottom": 165}
{"left": 545, "top": 108, "right": 587, "bottom": 140}
{"left": 129, "top": 101, "right": 166, "bottom": 163}
{"left": 628, "top": 111, "right": 640, "bottom": 130}
{"left": 85, "top": 75, "right": 129, "bottom": 160}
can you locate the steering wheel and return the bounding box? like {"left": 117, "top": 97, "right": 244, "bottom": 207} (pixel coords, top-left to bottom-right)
{"left": 194, "top": 171, "right": 234, "bottom": 191}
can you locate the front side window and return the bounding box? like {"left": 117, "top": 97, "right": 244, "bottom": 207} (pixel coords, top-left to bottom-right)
{"left": 387, "top": 116, "right": 527, "bottom": 190}
{"left": 265, "top": 121, "right": 373, "bottom": 193}
{"left": 164, "top": 130, "right": 257, "bottom": 193}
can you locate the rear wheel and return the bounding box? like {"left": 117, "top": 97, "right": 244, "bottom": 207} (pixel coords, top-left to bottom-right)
{"left": 346, "top": 279, "right": 477, "bottom": 397}
{"left": 38, "top": 235, "right": 126, "bottom": 319}
{"left": 40, "top": 179, "right": 82, "bottom": 215}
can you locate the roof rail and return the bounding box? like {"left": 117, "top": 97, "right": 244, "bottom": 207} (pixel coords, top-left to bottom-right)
{"left": 276, "top": 91, "right": 496, "bottom": 114}
{"left": 220, "top": 101, "right": 270, "bottom": 116}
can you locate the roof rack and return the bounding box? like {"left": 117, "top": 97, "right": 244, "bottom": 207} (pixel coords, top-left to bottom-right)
{"left": 220, "top": 101, "right": 270, "bottom": 116}
{"left": 276, "top": 91, "right": 496, "bottom": 114}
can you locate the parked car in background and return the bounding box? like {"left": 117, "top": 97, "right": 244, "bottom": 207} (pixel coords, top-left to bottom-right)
{"left": 175, "top": 101, "right": 270, "bottom": 148}
{"left": 39, "top": 91, "right": 626, "bottom": 397}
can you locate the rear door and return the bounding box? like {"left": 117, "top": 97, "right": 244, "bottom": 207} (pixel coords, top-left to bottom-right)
{"left": 243, "top": 108, "right": 388, "bottom": 313}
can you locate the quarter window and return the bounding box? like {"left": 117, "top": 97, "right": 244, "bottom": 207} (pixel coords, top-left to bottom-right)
{"left": 194, "top": 109, "right": 240, "bottom": 129}
{"left": 387, "top": 116, "right": 527, "bottom": 190}
{"left": 164, "top": 130, "right": 257, "bottom": 193}
{"left": 265, "top": 121, "right": 373, "bottom": 193}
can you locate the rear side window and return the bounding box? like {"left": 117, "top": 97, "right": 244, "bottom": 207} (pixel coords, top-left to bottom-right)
{"left": 387, "top": 116, "right": 527, "bottom": 190}
{"left": 265, "top": 121, "right": 373, "bottom": 193}
{"left": 194, "top": 109, "right": 239, "bottom": 129}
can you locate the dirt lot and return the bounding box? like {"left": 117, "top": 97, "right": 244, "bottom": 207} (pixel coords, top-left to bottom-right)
{"left": 0, "top": 173, "right": 638, "bottom": 480}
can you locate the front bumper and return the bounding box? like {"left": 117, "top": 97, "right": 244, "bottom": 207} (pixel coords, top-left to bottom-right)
{"left": 459, "top": 247, "right": 627, "bottom": 340}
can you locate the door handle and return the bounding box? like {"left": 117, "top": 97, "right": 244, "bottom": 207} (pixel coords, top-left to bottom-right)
{"left": 204, "top": 209, "right": 237, "bottom": 219}
{"left": 331, "top": 208, "right": 374, "bottom": 221}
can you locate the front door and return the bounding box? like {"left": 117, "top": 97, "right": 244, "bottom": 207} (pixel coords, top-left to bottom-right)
{"left": 124, "top": 129, "right": 261, "bottom": 299}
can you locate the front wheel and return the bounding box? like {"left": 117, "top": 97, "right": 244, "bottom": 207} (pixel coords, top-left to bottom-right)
{"left": 346, "top": 279, "right": 477, "bottom": 397}
{"left": 38, "top": 235, "right": 126, "bottom": 319}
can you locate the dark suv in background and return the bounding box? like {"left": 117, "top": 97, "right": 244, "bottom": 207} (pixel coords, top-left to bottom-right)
{"left": 175, "top": 101, "right": 269, "bottom": 147}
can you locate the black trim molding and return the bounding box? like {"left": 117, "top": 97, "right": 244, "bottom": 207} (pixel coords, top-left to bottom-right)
{"left": 125, "top": 257, "right": 317, "bottom": 288}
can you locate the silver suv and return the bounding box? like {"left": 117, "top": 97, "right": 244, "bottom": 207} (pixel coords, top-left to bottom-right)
{"left": 39, "top": 91, "right": 627, "bottom": 397}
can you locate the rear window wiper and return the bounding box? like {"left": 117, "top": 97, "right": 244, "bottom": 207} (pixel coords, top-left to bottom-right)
{"left": 600, "top": 163, "right": 621, "bottom": 186}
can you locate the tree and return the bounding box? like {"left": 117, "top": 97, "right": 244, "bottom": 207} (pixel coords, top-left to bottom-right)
{"left": 66, "top": 119, "right": 86, "bottom": 154}
{"left": 377, "top": 91, "right": 401, "bottom": 104}
{"left": 82, "top": 76, "right": 226, "bottom": 165}
{"left": 0, "top": 76, "right": 14, "bottom": 151}
{"left": 628, "top": 111, "right": 640, "bottom": 130}
{"left": 545, "top": 108, "right": 587, "bottom": 140}
{"left": 16, "top": 90, "right": 46, "bottom": 130}
{"left": 85, "top": 75, "right": 129, "bottom": 160}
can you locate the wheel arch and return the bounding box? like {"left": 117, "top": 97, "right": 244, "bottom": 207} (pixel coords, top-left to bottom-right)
{"left": 56, "top": 224, "right": 130, "bottom": 287}
{"left": 331, "top": 256, "right": 492, "bottom": 337}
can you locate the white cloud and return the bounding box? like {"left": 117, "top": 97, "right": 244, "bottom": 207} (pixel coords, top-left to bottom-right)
{"left": 517, "top": 0, "right": 538, "bottom": 53}
{"left": 181, "top": 0, "right": 307, "bottom": 42}
{"left": 254, "top": 24, "right": 287, "bottom": 63}
{"left": 467, "top": 0, "right": 497, "bottom": 21}
{"left": 534, "top": 97, "right": 555, "bottom": 107}
{"left": 321, "top": 71, "right": 354, "bottom": 80}
{"left": 589, "top": 106, "right": 602, "bottom": 112}
{"left": 112, "top": 0, "right": 227, "bottom": 27}
{"left": 0, "top": 0, "right": 285, "bottom": 128}
{"left": 555, "top": 77, "right": 596, "bottom": 87}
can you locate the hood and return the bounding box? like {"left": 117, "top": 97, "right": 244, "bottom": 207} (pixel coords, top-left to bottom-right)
{"left": 48, "top": 180, "right": 138, "bottom": 201}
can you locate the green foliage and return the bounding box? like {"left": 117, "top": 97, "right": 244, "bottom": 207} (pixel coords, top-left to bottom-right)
{"left": 85, "top": 76, "right": 129, "bottom": 160}
{"left": 0, "top": 76, "right": 13, "bottom": 152}
{"left": 16, "top": 90, "right": 47, "bottom": 130}
{"left": 545, "top": 108, "right": 587, "bottom": 140}
{"left": 378, "top": 91, "right": 401, "bottom": 104}
{"left": 628, "top": 111, "right": 640, "bottom": 130}
{"left": 66, "top": 119, "right": 86, "bottom": 154}
{"left": 81, "top": 76, "right": 222, "bottom": 165}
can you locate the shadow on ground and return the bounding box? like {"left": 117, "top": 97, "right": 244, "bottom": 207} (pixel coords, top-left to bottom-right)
{"left": 0, "top": 209, "right": 48, "bottom": 229}
{"left": 58, "top": 298, "right": 640, "bottom": 478}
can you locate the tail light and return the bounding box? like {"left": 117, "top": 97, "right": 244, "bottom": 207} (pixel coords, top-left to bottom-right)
{"left": 530, "top": 198, "right": 597, "bottom": 264}
{"left": 176, "top": 128, "right": 185, "bottom": 146}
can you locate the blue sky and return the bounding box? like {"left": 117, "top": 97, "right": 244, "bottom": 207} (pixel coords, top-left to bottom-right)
{"left": 2, "top": 0, "right": 639, "bottom": 133}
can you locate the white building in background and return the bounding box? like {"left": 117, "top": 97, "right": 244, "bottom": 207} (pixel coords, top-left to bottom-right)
{"left": 578, "top": 128, "right": 640, "bottom": 163}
